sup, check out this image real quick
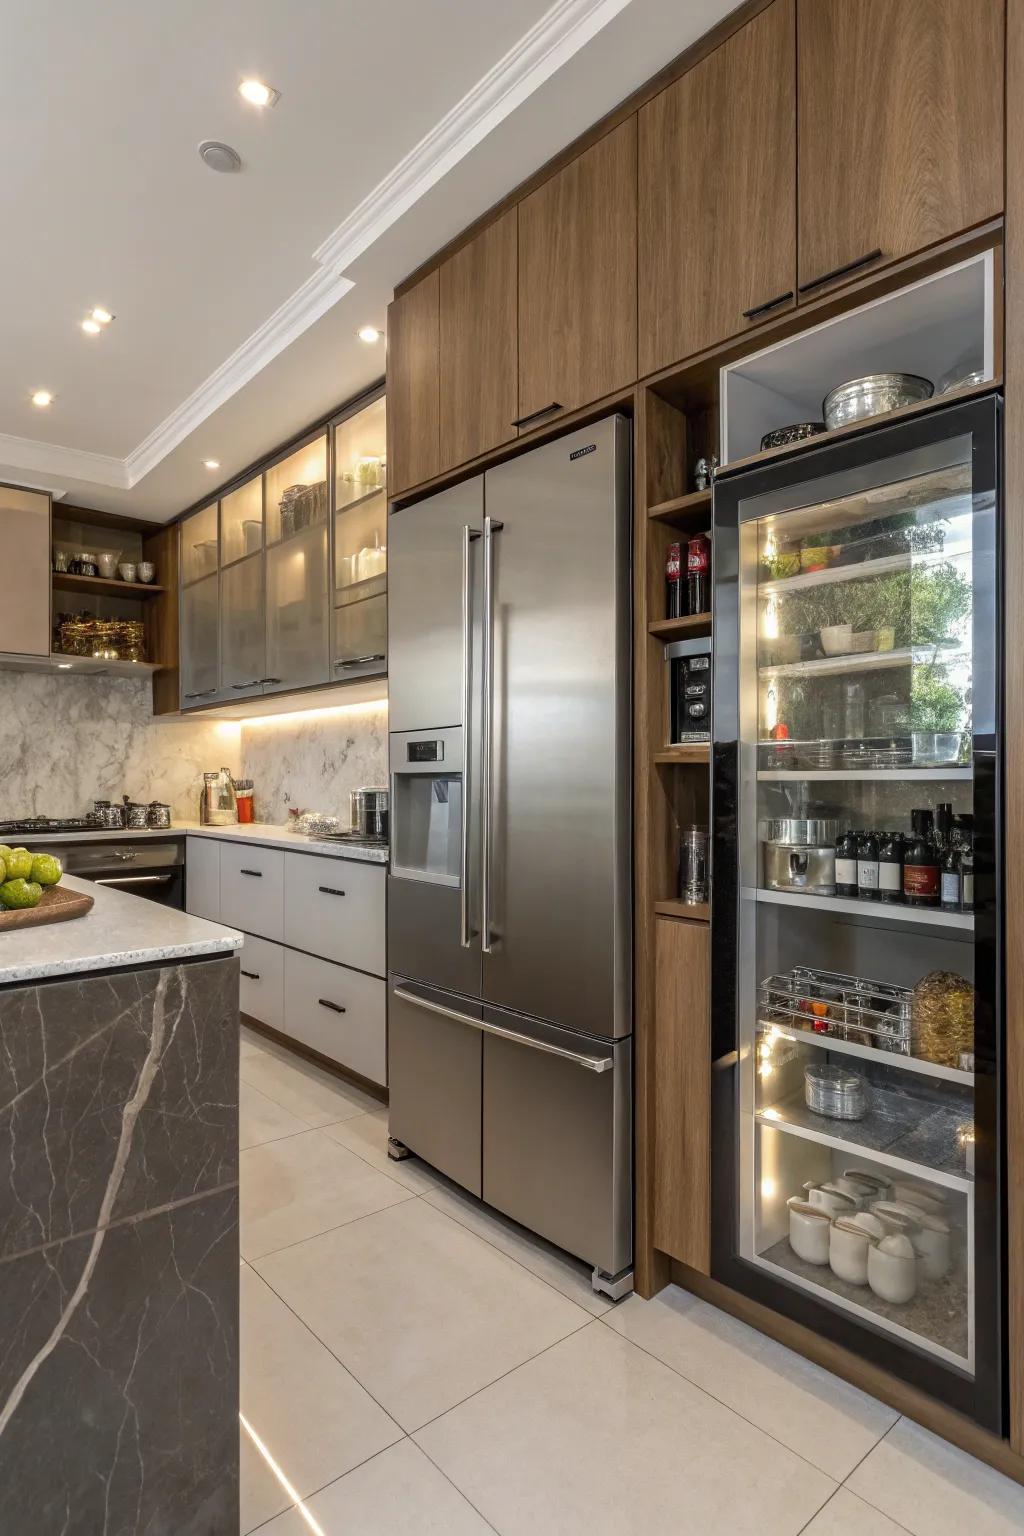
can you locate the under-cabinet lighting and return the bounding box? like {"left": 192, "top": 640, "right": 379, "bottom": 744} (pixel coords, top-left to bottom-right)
{"left": 238, "top": 78, "right": 280, "bottom": 108}
{"left": 241, "top": 699, "right": 387, "bottom": 728}
{"left": 31, "top": 389, "right": 54, "bottom": 407}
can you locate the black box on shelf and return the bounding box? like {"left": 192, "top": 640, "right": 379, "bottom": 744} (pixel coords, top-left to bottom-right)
{"left": 667, "top": 637, "right": 712, "bottom": 743}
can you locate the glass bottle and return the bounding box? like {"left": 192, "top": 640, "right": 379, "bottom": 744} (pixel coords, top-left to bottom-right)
{"left": 857, "top": 829, "right": 879, "bottom": 899}
{"left": 835, "top": 829, "right": 859, "bottom": 898}
{"left": 959, "top": 818, "right": 975, "bottom": 913}
{"left": 903, "top": 809, "right": 940, "bottom": 907}
{"left": 941, "top": 836, "right": 962, "bottom": 912}
{"left": 842, "top": 680, "right": 866, "bottom": 739}
{"left": 878, "top": 830, "right": 904, "bottom": 904}
{"left": 666, "top": 542, "right": 683, "bottom": 619}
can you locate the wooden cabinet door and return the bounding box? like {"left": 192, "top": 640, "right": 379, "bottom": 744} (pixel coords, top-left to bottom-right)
{"left": 798, "top": 0, "right": 1004, "bottom": 295}
{"left": 639, "top": 0, "right": 796, "bottom": 375}
{"left": 439, "top": 209, "right": 518, "bottom": 471}
{"left": 653, "top": 915, "right": 710, "bottom": 1273}
{"left": 518, "top": 119, "right": 637, "bottom": 425}
{"left": 387, "top": 271, "right": 439, "bottom": 495}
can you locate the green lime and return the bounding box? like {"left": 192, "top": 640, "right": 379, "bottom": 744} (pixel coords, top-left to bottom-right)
{"left": 4, "top": 849, "right": 32, "bottom": 880}
{"left": 0, "top": 878, "right": 42, "bottom": 910}
{"left": 30, "top": 854, "right": 62, "bottom": 887}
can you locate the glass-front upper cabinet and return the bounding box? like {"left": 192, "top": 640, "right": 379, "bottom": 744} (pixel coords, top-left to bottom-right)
{"left": 220, "top": 475, "right": 263, "bottom": 566}
{"left": 333, "top": 394, "right": 387, "bottom": 605}
{"left": 265, "top": 435, "right": 328, "bottom": 546}
{"left": 711, "top": 395, "right": 1003, "bottom": 1432}
{"left": 180, "top": 501, "right": 219, "bottom": 585}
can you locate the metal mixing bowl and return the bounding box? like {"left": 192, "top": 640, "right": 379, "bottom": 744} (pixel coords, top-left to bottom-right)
{"left": 823, "top": 373, "right": 933, "bottom": 431}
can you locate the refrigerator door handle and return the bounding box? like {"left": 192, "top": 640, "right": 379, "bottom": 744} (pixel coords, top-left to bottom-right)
{"left": 460, "top": 523, "right": 482, "bottom": 948}
{"left": 481, "top": 514, "right": 502, "bottom": 955}
{"left": 391, "top": 986, "right": 613, "bottom": 1073}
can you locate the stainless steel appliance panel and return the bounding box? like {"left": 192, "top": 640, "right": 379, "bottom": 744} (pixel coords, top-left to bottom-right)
{"left": 387, "top": 978, "right": 483, "bottom": 1196}
{"left": 480, "top": 1004, "right": 631, "bottom": 1274}
{"left": 55, "top": 838, "right": 185, "bottom": 908}
{"left": 480, "top": 416, "right": 632, "bottom": 1038}
{"left": 388, "top": 477, "right": 483, "bottom": 732}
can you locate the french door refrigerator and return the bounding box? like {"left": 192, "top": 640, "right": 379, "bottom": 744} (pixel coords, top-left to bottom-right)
{"left": 711, "top": 394, "right": 1004, "bottom": 1430}
{"left": 386, "top": 415, "right": 633, "bottom": 1296}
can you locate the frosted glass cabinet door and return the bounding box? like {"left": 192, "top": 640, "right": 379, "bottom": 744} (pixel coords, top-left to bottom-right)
{"left": 180, "top": 572, "right": 221, "bottom": 705}
{"left": 220, "top": 552, "right": 265, "bottom": 695}
{"left": 264, "top": 523, "right": 329, "bottom": 693}
{"left": 0, "top": 486, "right": 50, "bottom": 656}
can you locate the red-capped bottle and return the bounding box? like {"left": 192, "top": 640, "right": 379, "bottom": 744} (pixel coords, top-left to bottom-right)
{"left": 687, "top": 533, "right": 711, "bottom": 615}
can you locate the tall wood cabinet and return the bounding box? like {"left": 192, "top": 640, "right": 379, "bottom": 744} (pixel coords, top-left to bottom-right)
{"left": 797, "top": 0, "right": 1004, "bottom": 294}
{"left": 387, "top": 272, "right": 439, "bottom": 496}
{"left": 439, "top": 209, "right": 518, "bottom": 471}
{"left": 639, "top": 0, "right": 796, "bottom": 374}
{"left": 517, "top": 118, "right": 637, "bottom": 426}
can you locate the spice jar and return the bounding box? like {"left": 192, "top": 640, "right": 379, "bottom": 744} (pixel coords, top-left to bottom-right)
{"left": 234, "top": 779, "right": 255, "bottom": 824}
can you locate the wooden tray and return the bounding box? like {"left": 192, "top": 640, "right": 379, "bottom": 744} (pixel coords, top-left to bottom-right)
{"left": 0, "top": 885, "right": 94, "bottom": 931}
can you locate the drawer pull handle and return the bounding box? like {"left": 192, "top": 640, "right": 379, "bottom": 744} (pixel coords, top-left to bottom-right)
{"left": 240, "top": 969, "right": 260, "bottom": 981}
{"left": 318, "top": 998, "right": 346, "bottom": 1014}
{"left": 798, "top": 248, "right": 883, "bottom": 295}
{"left": 334, "top": 654, "right": 385, "bottom": 669}
{"left": 240, "top": 868, "right": 263, "bottom": 877}
{"left": 511, "top": 401, "right": 562, "bottom": 429}
{"left": 184, "top": 689, "right": 217, "bottom": 699}
{"left": 258, "top": 676, "right": 282, "bottom": 685}
{"left": 318, "top": 885, "right": 346, "bottom": 897}
{"left": 741, "top": 289, "right": 794, "bottom": 320}
{"left": 231, "top": 680, "right": 262, "bottom": 690}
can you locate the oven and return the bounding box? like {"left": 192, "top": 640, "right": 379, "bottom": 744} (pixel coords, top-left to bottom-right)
{"left": 51, "top": 837, "right": 185, "bottom": 909}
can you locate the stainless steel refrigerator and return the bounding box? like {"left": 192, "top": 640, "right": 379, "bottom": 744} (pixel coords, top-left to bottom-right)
{"left": 386, "top": 415, "right": 633, "bottom": 1297}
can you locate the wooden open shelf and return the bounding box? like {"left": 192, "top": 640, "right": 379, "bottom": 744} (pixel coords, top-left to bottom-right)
{"left": 53, "top": 572, "right": 166, "bottom": 599}
{"left": 648, "top": 487, "right": 712, "bottom": 526}
{"left": 653, "top": 743, "right": 710, "bottom": 765}
{"left": 654, "top": 898, "right": 709, "bottom": 923}
{"left": 649, "top": 612, "right": 711, "bottom": 641}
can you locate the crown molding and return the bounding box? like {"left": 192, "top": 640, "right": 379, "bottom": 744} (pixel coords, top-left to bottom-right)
{"left": 313, "top": 0, "right": 632, "bottom": 274}
{"left": 0, "top": 431, "right": 128, "bottom": 490}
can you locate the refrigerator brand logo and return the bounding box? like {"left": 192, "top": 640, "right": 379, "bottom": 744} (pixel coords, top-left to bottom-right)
{"left": 569, "top": 443, "right": 597, "bottom": 461}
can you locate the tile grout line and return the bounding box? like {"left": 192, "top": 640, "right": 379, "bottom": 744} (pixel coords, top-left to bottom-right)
{"left": 243, "top": 1436, "right": 411, "bottom": 1536}
{"left": 412, "top": 1438, "right": 505, "bottom": 1535}
{"left": 836, "top": 1418, "right": 918, "bottom": 1535}
{"left": 243, "top": 1181, "right": 417, "bottom": 1266}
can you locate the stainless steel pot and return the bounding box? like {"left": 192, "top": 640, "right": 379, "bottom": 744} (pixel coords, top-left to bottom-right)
{"left": 93, "top": 800, "right": 124, "bottom": 830}
{"left": 350, "top": 786, "right": 389, "bottom": 839}
{"left": 123, "top": 800, "right": 148, "bottom": 829}
{"left": 763, "top": 842, "right": 836, "bottom": 896}
{"left": 762, "top": 818, "right": 838, "bottom": 846}
{"left": 822, "top": 373, "right": 933, "bottom": 431}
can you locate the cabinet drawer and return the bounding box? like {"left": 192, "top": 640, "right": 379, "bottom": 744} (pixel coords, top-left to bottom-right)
{"left": 284, "top": 853, "right": 385, "bottom": 976}
{"left": 219, "top": 842, "right": 284, "bottom": 942}
{"left": 238, "top": 935, "right": 285, "bottom": 1032}
{"left": 283, "top": 949, "right": 386, "bottom": 1086}
{"left": 185, "top": 836, "right": 221, "bottom": 922}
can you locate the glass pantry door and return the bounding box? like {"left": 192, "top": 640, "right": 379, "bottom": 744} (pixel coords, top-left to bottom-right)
{"left": 711, "top": 395, "right": 1002, "bottom": 1431}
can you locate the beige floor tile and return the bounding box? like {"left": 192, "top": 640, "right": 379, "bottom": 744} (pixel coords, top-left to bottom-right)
{"left": 240, "top": 1025, "right": 265, "bottom": 1060}
{"left": 604, "top": 1286, "right": 896, "bottom": 1479}
{"left": 255, "top": 1197, "right": 591, "bottom": 1431}
{"left": 240, "top": 1128, "right": 413, "bottom": 1261}
{"left": 240, "top": 1427, "right": 291, "bottom": 1535}
{"left": 417, "top": 1323, "right": 835, "bottom": 1536}
{"left": 424, "top": 1180, "right": 614, "bottom": 1317}
{"left": 847, "top": 1418, "right": 1024, "bottom": 1536}
{"left": 323, "top": 1109, "right": 444, "bottom": 1194}
{"left": 240, "top": 1080, "right": 308, "bottom": 1150}
{"left": 241, "top": 1266, "right": 402, "bottom": 1508}
{"left": 802, "top": 1489, "right": 911, "bottom": 1535}
{"left": 241, "top": 1040, "right": 381, "bottom": 1126}
{"left": 252, "top": 1440, "right": 493, "bottom": 1535}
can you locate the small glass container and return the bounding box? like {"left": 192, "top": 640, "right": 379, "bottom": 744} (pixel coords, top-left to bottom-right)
{"left": 53, "top": 548, "right": 70, "bottom": 573}
{"left": 804, "top": 1062, "right": 866, "bottom": 1121}
{"left": 679, "top": 825, "right": 708, "bottom": 904}
{"left": 79, "top": 551, "right": 99, "bottom": 578}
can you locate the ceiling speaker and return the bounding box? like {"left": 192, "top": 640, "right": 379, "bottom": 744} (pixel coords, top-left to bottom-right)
{"left": 198, "top": 140, "right": 242, "bottom": 174}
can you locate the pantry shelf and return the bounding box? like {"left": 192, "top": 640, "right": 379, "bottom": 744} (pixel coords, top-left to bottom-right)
{"left": 757, "top": 767, "right": 973, "bottom": 782}
{"left": 654, "top": 744, "right": 710, "bottom": 766}
{"left": 649, "top": 613, "right": 712, "bottom": 641}
{"left": 647, "top": 488, "right": 711, "bottom": 527}
{"left": 654, "top": 898, "right": 709, "bottom": 922}
{"left": 758, "top": 1018, "right": 974, "bottom": 1087}
{"left": 747, "top": 886, "right": 974, "bottom": 933}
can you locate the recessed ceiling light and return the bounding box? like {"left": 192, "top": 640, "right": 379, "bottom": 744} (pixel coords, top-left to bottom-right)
{"left": 239, "top": 78, "right": 280, "bottom": 108}
{"left": 357, "top": 326, "right": 383, "bottom": 344}
{"left": 199, "top": 140, "right": 242, "bottom": 174}
{"left": 81, "top": 318, "right": 101, "bottom": 335}
{"left": 31, "top": 389, "right": 53, "bottom": 407}
{"left": 91, "top": 307, "right": 114, "bottom": 325}
{"left": 203, "top": 459, "right": 221, "bottom": 470}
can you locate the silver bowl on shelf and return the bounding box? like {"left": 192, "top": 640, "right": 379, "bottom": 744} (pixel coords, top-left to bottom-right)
{"left": 823, "top": 373, "right": 933, "bottom": 431}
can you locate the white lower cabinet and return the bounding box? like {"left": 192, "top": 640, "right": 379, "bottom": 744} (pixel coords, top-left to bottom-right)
{"left": 238, "top": 935, "right": 285, "bottom": 1032}
{"left": 219, "top": 842, "right": 284, "bottom": 941}
{"left": 283, "top": 851, "right": 386, "bottom": 976}
{"left": 284, "top": 948, "right": 387, "bottom": 1086}
{"left": 185, "top": 836, "right": 221, "bottom": 922}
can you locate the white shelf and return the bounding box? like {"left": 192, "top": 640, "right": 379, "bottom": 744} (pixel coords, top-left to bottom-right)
{"left": 746, "top": 886, "right": 974, "bottom": 933}
{"left": 755, "top": 1102, "right": 973, "bottom": 1194}
{"left": 759, "top": 551, "right": 913, "bottom": 595}
{"left": 758, "top": 1018, "right": 974, "bottom": 1087}
{"left": 759, "top": 644, "right": 969, "bottom": 680}
{"left": 757, "top": 767, "right": 972, "bottom": 782}
{"left": 0, "top": 652, "right": 160, "bottom": 678}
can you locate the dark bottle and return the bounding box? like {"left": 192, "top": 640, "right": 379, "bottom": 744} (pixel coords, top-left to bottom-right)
{"left": 835, "top": 829, "right": 859, "bottom": 898}
{"left": 936, "top": 802, "right": 954, "bottom": 850}
{"left": 666, "top": 542, "right": 684, "bottom": 619}
{"left": 687, "top": 533, "right": 711, "bottom": 616}
{"left": 857, "top": 830, "right": 880, "bottom": 899}
{"left": 903, "top": 809, "right": 940, "bottom": 907}
{"left": 941, "top": 838, "right": 961, "bottom": 912}
{"left": 878, "top": 830, "right": 904, "bottom": 903}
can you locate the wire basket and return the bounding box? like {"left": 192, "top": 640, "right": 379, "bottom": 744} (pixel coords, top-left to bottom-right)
{"left": 759, "top": 965, "right": 912, "bottom": 1054}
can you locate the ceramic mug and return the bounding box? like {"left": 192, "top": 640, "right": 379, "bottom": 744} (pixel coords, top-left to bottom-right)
{"left": 787, "top": 1198, "right": 831, "bottom": 1265}
{"left": 829, "top": 1217, "right": 873, "bottom": 1286}
{"left": 868, "top": 1233, "right": 918, "bottom": 1304}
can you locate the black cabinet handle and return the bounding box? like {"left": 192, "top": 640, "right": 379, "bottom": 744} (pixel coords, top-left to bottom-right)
{"left": 318, "top": 998, "right": 346, "bottom": 1014}
{"left": 239, "top": 868, "right": 262, "bottom": 877}
{"left": 258, "top": 676, "right": 281, "bottom": 685}
{"left": 742, "top": 289, "right": 794, "bottom": 321}
{"left": 318, "top": 885, "right": 346, "bottom": 897}
{"left": 334, "top": 654, "right": 386, "bottom": 669}
{"left": 184, "top": 688, "right": 216, "bottom": 699}
{"left": 798, "top": 248, "right": 883, "bottom": 295}
{"left": 231, "top": 680, "right": 261, "bottom": 690}
{"left": 240, "top": 969, "right": 260, "bottom": 981}
{"left": 512, "top": 402, "right": 562, "bottom": 429}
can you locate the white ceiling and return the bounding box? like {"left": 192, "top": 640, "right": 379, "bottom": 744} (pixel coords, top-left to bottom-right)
{"left": 0, "top": 0, "right": 735, "bottom": 519}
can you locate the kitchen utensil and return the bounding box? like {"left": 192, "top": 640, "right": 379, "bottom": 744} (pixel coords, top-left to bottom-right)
{"left": 829, "top": 1217, "right": 874, "bottom": 1286}
{"left": 938, "top": 366, "right": 986, "bottom": 395}
{"left": 868, "top": 1233, "right": 918, "bottom": 1304}
{"left": 823, "top": 373, "right": 933, "bottom": 430}
{"left": 804, "top": 1062, "right": 866, "bottom": 1120}
{"left": 137, "top": 561, "right": 155, "bottom": 583}
{"left": 146, "top": 801, "right": 172, "bottom": 829}
{"left": 96, "top": 551, "right": 120, "bottom": 578}
{"left": 122, "top": 798, "right": 148, "bottom": 829}
{"left": 760, "top": 422, "right": 826, "bottom": 452}
{"left": 763, "top": 842, "right": 836, "bottom": 896}
{"left": 679, "top": 825, "right": 708, "bottom": 904}
{"left": 93, "top": 800, "right": 125, "bottom": 830}
{"left": 350, "top": 786, "right": 389, "bottom": 839}
{"left": 786, "top": 1198, "right": 831, "bottom": 1265}
{"left": 763, "top": 818, "right": 840, "bottom": 845}
{"left": 118, "top": 562, "right": 137, "bottom": 583}
{"left": 820, "top": 624, "right": 854, "bottom": 656}
{"left": 760, "top": 968, "right": 912, "bottom": 1054}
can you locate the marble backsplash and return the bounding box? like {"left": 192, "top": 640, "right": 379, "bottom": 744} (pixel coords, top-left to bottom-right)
{"left": 240, "top": 701, "right": 388, "bottom": 825}
{"left": 0, "top": 673, "right": 241, "bottom": 821}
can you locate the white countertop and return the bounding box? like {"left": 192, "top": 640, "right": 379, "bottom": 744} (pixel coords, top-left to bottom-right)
{"left": 0, "top": 874, "right": 243, "bottom": 986}
{"left": 25, "top": 821, "right": 389, "bottom": 864}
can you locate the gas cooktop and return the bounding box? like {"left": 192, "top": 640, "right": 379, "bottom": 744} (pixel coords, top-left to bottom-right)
{"left": 0, "top": 816, "right": 104, "bottom": 836}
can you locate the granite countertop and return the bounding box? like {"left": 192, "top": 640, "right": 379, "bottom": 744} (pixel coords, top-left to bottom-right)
{"left": 0, "top": 874, "right": 243, "bottom": 985}
{"left": 25, "top": 821, "right": 389, "bottom": 865}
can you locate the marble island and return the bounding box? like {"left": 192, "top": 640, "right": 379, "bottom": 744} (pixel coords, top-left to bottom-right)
{"left": 0, "top": 874, "right": 243, "bottom": 1532}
